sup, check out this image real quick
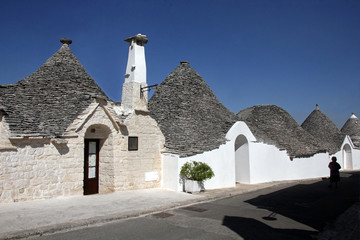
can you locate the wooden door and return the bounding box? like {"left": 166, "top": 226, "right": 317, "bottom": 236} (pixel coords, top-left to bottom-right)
{"left": 84, "top": 139, "right": 99, "bottom": 195}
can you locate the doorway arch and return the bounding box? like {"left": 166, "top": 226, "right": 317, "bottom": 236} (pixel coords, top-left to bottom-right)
{"left": 342, "top": 144, "right": 353, "bottom": 170}
{"left": 84, "top": 124, "right": 114, "bottom": 194}
{"left": 235, "top": 135, "right": 250, "bottom": 183}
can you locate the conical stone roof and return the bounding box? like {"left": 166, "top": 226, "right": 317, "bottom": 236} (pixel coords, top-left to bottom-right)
{"left": 301, "top": 105, "right": 345, "bottom": 154}
{"left": 237, "top": 105, "right": 327, "bottom": 158}
{"left": 148, "top": 62, "right": 237, "bottom": 157}
{"left": 341, "top": 113, "right": 360, "bottom": 147}
{"left": 0, "top": 39, "right": 109, "bottom": 137}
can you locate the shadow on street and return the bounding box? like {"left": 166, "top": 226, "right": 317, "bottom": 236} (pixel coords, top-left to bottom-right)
{"left": 223, "top": 216, "right": 316, "bottom": 240}
{"left": 222, "top": 171, "right": 360, "bottom": 239}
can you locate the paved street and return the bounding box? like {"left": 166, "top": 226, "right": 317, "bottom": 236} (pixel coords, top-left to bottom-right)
{"left": 29, "top": 171, "right": 359, "bottom": 240}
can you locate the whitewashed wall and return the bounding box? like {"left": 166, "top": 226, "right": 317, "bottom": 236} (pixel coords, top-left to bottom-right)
{"left": 162, "top": 121, "right": 334, "bottom": 192}
{"left": 332, "top": 136, "right": 360, "bottom": 171}
{"left": 162, "top": 142, "right": 236, "bottom": 192}
{"left": 351, "top": 148, "right": 360, "bottom": 169}
{"left": 248, "top": 143, "right": 329, "bottom": 183}
{"left": 162, "top": 122, "right": 254, "bottom": 191}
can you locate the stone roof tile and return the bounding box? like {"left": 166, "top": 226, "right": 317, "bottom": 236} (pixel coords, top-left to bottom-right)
{"left": 0, "top": 40, "right": 109, "bottom": 137}
{"left": 237, "top": 105, "right": 327, "bottom": 158}
{"left": 301, "top": 105, "right": 345, "bottom": 154}
{"left": 148, "top": 62, "right": 237, "bottom": 157}
{"left": 341, "top": 113, "right": 360, "bottom": 147}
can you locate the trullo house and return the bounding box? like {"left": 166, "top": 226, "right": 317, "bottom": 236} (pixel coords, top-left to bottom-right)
{"left": 301, "top": 104, "right": 345, "bottom": 156}
{"left": 150, "top": 63, "right": 359, "bottom": 191}
{"left": 340, "top": 113, "right": 360, "bottom": 169}
{"left": 0, "top": 35, "right": 164, "bottom": 203}
{"left": 301, "top": 106, "right": 360, "bottom": 170}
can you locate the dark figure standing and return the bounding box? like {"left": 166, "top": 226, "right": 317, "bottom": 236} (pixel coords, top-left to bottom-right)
{"left": 328, "top": 156, "right": 341, "bottom": 188}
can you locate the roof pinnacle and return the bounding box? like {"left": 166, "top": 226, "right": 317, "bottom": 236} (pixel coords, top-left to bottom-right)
{"left": 350, "top": 113, "right": 357, "bottom": 119}
{"left": 60, "top": 38, "right": 72, "bottom": 45}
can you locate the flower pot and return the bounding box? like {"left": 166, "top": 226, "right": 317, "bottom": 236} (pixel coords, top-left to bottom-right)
{"left": 184, "top": 180, "right": 202, "bottom": 194}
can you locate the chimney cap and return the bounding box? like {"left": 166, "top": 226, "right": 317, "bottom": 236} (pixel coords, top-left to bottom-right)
{"left": 60, "top": 38, "right": 72, "bottom": 45}
{"left": 124, "top": 34, "right": 148, "bottom": 44}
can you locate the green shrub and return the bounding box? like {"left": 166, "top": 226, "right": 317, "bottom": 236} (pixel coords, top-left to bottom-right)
{"left": 180, "top": 161, "right": 215, "bottom": 182}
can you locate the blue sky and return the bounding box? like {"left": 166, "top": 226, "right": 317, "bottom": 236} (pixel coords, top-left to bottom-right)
{"left": 0, "top": 0, "right": 359, "bottom": 128}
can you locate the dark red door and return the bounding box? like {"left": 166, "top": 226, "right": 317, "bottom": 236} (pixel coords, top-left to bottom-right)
{"left": 84, "top": 139, "right": 99, "bottom": 195}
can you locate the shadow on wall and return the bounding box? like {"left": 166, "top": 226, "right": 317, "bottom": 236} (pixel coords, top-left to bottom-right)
{"left": 52, "top": 142, "right": 70, "bottom": 155}
{"left": 222, "top": 216, "right": 316, "bottom": 240}
{"left": 120, "top": 125, "right": 129, "bottom": 136}
{"left": 9, "top": 138, "right": 70, "bottom": 155}
{"left": 10, "top": 139, "right": 48, "bottom": 149}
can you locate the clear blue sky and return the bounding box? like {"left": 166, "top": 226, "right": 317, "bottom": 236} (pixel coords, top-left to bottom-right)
{"left": 0, "top": 0, "right": 359, "bottom": 128}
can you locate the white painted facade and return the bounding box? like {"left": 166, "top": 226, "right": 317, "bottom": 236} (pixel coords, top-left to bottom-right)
{"left": 332, "top": 135, "right": 360, "bottom": 171}
{"left": 124, "top": 34, "right": 147, "bottom": 84}
{"left": 162, "top": 121, "right": 360, "bottom": 192}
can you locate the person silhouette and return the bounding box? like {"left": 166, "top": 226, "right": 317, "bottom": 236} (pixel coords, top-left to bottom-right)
{"left": 328, "top": 156, "right": 341, "bottom": 188}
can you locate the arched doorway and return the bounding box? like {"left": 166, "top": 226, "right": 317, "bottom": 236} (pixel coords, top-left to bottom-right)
{"left": 235, "top": 135, "right": 250, "bottom": 183}
{"left": 84, "top": 124, "right": 114, "bottom": 195}
{"left": 343, "top": 144, "right": 353, "bottom": 170}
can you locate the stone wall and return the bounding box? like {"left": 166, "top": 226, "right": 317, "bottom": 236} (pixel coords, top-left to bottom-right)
{"left": 0, "top": 102, "right": 165, "bottom": 203}
{"left": 113, "top": 111, "right": 165, "bottom": 190}
{"left": 0, "top": 113, "right": 16, "bottom": 150}
{"left": 76, "top": 103, "right": 119, "bottom": 194}
{"left": 0, "top": 137, "right": 83, "bottom": 202}
{"left": 121, "top": 82, "right": 148, "bottom": 111}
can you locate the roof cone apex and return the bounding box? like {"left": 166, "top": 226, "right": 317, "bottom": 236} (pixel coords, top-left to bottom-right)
{"left": 350, "top": 113, "right": 358, "bottom": 119}
{"left": 60, "top": 38, "right": 72, "bottom": 45}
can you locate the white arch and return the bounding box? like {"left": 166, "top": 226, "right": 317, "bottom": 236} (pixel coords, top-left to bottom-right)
{"left": 235, "top": 134, "right": 250, "bottom": 183}
{"left": 343, "top": 144, "right": 353, "bottom": 170}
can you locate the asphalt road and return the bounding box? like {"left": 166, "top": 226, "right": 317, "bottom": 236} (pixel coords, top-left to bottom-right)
{"left": 31, "top": 172, "right": 359, "bottom": 240}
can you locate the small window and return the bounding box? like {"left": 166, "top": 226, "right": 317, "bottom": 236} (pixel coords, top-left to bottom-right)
{"left": 128, "top": 136, "right": 138, "bottom": 151}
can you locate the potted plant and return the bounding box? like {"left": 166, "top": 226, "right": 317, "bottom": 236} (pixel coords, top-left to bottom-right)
{"left": 180, "top": 161, "right": 215, "bottom": 193}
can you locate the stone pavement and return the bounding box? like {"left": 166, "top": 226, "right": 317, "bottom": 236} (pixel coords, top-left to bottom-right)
{"left": 0, "top": 179, "right": 358, "bottom": 240}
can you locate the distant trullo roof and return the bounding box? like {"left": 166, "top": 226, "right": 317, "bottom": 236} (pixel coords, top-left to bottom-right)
{"left": 341, "top": 113, "right": 360, "bottom": 147}
{"left": 237, "top": 105, "right": 327, "bottom": 158}
{"left": 0, "top": 39, "right": 109, "bottom": 137}
{"left": 301, "top": 105, "right": 345, "bottom": 154}
{"left": 148, "top": 61, "right": 238, "bottom": 157}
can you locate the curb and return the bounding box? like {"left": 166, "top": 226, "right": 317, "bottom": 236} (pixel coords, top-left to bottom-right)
{"left": 0, "top": 179, "right": 322, "bottom": 240}
{"left": 1, "top": 182, "right": 282, "bottom": 240}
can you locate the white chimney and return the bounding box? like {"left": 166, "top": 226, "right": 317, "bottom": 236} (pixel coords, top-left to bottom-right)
{"left": 121, "top": 34, "right": 148, "bottom": 111}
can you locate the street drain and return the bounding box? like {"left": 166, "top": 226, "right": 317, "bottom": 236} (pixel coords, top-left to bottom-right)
{"left": 151, "top": 212, "right": 174, "bottom": 218}
{"left": 181, "top": 206, "right": 208, "bottom": 212}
